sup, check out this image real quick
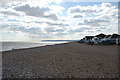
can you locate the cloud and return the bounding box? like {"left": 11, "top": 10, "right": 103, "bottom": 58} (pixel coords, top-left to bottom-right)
{"left": 0, "top": 23, "right": 49, "bottom": 41}
{"left": 0, "top": 0, "right": 27, "bottom": 7}
{"left": 46, "top": 21, "right": 69, "bottom": 27}
{"left": 78, "top": 18, "right": 109, "bottom": 27}
{"left": 0, "top": 2, "right": 118, "bottom": 41}
{"left": 0, "top": 0, "right": 63, "bottom": 8}
{"left": 26, "top": 0, "right": 62, "bottom": 7}
{"left": 67, "top": 5, "right": 98, "bottom": 15}
{"left": 72, "top": 27, "right": 91, "bottom": 33}
{"left": 45, "top": 26, "right": 65, "bottom": 34}
{"left": 0, "top": 8, "right": 23, "bottom": 16}
{"left": 101, "top": 3, "right": 113, "bottom": 9}
{"left": 1, "top": 11, "right": 19, "bottom": 16}
{"left": 61, "top": 0, "right": 119, "bottom": 2}
{"left": 14, "top": 4, "right": 58, "bottom": 20}
{"left": 73, "top": 14, "right": 83, "bottom": 18}
{"left": 49, "top": 5, "right": 65, "bottom": 15}
{"left": 67, "top": 3, "right": 118, "bottom": 31}
{"left": 66, "top": 2, "right": 118, "bottom": 37}
{"left": 67, "top": 3, "right": 117, "bottom": 18}
{"left": 0, "top": 19, "right": 68, "bottom": 40}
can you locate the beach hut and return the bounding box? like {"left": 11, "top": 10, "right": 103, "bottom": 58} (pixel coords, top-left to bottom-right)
{"left": 91, "top": 33, "right": 106, "bottom": 44}
{"left": 95, "top": 33, "right": 106, "bottom": 39}
{"left": 108, "top": 34, "right": 120, "bottom": 44}
{"left": 116, "top": 38, "right": 120, "bottom": 45}
{"left": 103, "top": 35, "right": 111, "bottom": 39}
{"left": 92, "top": 37, "right": 100, "bottom": 44}
{"left": 83, "top": 36, "right": 94, "bottom": 43}
{"left": 109, "top": 34, "right": 120, "bottom": 44}
{"left": 100, "top": 34, "right": 120, "bottom": 44}
{"left": 99, "top": 35, "right": 111, "bottom": 44}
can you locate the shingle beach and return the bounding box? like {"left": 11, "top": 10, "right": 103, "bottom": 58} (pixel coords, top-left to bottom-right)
{"left": 2, "top": 42, "right": 118, "bottom": 78}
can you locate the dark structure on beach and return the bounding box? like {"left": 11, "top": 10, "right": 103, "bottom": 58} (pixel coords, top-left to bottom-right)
{"left": 83, "top": 36, "right": 94, "bottom": 41}
{"left": 103, "top": 35, "right": 111, "bottom": 39}
{"left": 95, "top": 33, "right": 106, "bottom": 39}
{"left": 109, "top": 34, "right": 120, "bottom": 39}
{"left": 80, "top": 33, "right": 120, "bottom": 45}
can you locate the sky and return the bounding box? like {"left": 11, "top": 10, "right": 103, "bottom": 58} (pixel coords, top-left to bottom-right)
{"left": 0, "top": 0, "right": 119, "bottom": 42}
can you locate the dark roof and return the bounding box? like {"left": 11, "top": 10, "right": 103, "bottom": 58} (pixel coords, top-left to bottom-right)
{"left": 85, "top": 36, "right": 94, "bottom": 38}
{"left": 104, "top": 35, "right": 111, "bottom": 39}
{"left": 109, "top": 34, "right": 120, "bottom": 38}
{"left": 95, "top": 33, "right": 106, "bottom": 39}
{"left": 84, "top": 36, "right": 94, "bottom": 40}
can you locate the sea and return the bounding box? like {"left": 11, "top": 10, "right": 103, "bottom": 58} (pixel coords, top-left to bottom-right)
{"left": 0, "top": 40, "right": 75, "bottom": 52}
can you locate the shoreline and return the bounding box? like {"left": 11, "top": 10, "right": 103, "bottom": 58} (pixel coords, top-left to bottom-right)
{"left": 2, "top": 42, "right": 118, "bottom": 78}
{"left": 1, "top": 41, "right": 118, "bottom": 53}
{"left": 1, "top": 42, "right": 70, "bottom": 53}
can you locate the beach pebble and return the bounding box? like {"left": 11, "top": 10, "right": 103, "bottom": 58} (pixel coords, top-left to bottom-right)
{"left": 10, "top": 74, "right": 14, "bottom": 77}
{"left": 102, "top": 75, "right": 105, "bottom": 78}
{"left": 19, "top": 74, "right": 22, "bottom": 77}
{"left": 58, "top": 58, "right": 62, "bottom": 61}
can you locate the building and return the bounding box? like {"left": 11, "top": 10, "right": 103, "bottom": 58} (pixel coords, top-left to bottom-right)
{"left": 95, "top": 33, "right": 106, "bottom": 39}
{"left": 83, "top": 36, "right": 94, "bottom": 41}
{"left": 100, "top": 34, "right": 120, "bottom": 44}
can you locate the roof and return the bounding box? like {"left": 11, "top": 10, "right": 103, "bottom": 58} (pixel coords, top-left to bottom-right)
{"left": 84, "top": 36, "right": 94, "bottom": 40}
{"left": 104, "top": 35, "right": 111, "bottom": 39}
{"left": 109, "top": 34, "right": 120, "bottom": 38}
{"left": 95, "top": 33, "right": 106, "bottom": 39}
{"left": 85, "top": 36, "right": 94, "bottom": 38}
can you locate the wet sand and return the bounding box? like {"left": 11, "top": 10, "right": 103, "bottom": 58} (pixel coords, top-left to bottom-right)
{"left": 2, "top": 42, "right": 119, "bottom": 78}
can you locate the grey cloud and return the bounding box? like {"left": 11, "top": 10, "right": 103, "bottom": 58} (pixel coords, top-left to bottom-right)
{"left": 0, "top": 23, "right": 42, "bottom": 35}
{"left": 0, "top": 0, "right": 27, "bottom": 7}
{"left": 1, "top": 23, "right": 67, "bottom": 38}
{"left": 46, "top": 22, "right": 61, "bottom": 26}
{"left": 74, "top": 27, "right": 91, "bottom": 32}
{"left": 44, "top": 14, "right": 58, "bottom": 21}
{"left": 45, "top": 27, "right": 65, "bottom": 33}
{"left": 78, "top": 20, "right": 100, "bottom": 27}
{"left": 65, "top": 24, "right": 69, "bottom": 26}
{"left": 54, "top": 32, "right": 68, "bottom": 37}
{"left": 70, "top": 7, "right": 96, "bottom": 14}
{"left": 0, "top": 11, "right": 19, "bottom": 16}
{"left": 24, "top": 21, "right": 44, "bottom": 24}
{"left": 14, "top": 4, "right": 58, "bottom": 20}
{"left": 92, "top": 19, "right": 109, "bottom": 23}
{"left": 78, "top": 19, "right": 109, "bottom": 27}
{"left": 1, "top": 23, "right": 55, "bottom": 39}
{"left": 46, "top": 21, "right": 69, "bottom": 27}
{"left": 0, "top": 24, "right": 9, "bottom": 29}
{"left": 73, "top": 15, "right": 83, "bottom": 18}
{"left": 44, "top": 26, "right": 69, "bottom": 36}
{"left": 84, "top": 19, "right": 109, "bottom": 24}
{"left": 14, "top": 4, "right": 50, "bottom": 16}
{"left": 68, "top": 27, "right": 91, "bottom": 34}
{"left": 45, "top": 27, "right": 57, "bottom": 33}
{"left": 10, "top": 26, "right": 42, "bottom": 35}
{"left": 46, "top": 22, "right": 64, "bottom": 26}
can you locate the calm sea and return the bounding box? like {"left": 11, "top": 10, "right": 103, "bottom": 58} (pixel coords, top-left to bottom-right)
{"left": 0, "top": 41, "right": 68, "bottom": 52}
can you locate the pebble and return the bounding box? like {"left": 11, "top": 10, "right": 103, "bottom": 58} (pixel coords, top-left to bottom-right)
{"left": 102, "top": 75, "right": 105, "bottom": 78}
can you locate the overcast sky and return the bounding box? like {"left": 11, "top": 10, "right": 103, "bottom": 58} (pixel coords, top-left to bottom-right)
{"left": 0, "top": 0, "right": 119, "bottom": 42}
